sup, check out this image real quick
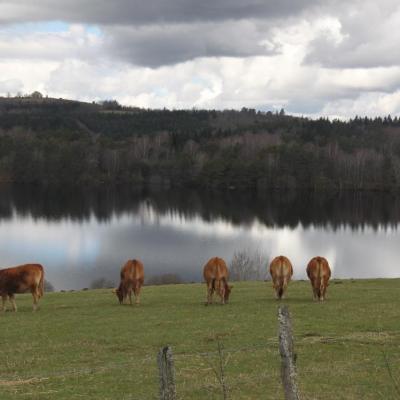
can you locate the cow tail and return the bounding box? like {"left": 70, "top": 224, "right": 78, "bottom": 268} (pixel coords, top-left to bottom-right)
{"left": 39, "top": 266, "right": 45, "bottom": 298}
{"left": 278, "top": 258, "right": 285, "bottom": 299}
{"left": 317, "top": 259, "right": 322, "bottom": 299}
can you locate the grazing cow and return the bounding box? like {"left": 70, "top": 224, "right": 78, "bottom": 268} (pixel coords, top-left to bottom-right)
{"left": 269, "top": 256, "right": 293, "bottom": 300}
{"left": 203, "top": 257, "right": 233, "bottom": 305}
{"left": 306, "top": 256, "right": 331, "bottom": 301}
{"left": 0, "top": 264, "right": 44, "bottom": 312}
{"left": 114, "top": 259, "right": 144, "bottom": 305}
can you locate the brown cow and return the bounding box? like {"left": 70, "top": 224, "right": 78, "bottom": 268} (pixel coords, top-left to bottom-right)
{"left": 114, "top": 259, "right": 144, "bottom": 305}
{"left": 203, "top": 257, "right": 233, "bottom": 305}
{"left": 0, "top": 264, "right": 44, "bottom": 312}
{"left": 306, "top": 256, "right": 331, "bottom": 301}
{"left": 269, "top": 256, "right": 293, "bottom": 300}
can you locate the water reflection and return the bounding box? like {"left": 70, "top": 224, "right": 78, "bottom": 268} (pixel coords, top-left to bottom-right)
{"left": 1, "top": 185, "right": 400, "bottom": 229}
{"left": 0, "top": 185, "right": 399, "bottom": 289}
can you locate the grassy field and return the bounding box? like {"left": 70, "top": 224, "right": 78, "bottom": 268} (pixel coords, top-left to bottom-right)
{"left": 1, "top": 279, "right": 400, "bottom": 399}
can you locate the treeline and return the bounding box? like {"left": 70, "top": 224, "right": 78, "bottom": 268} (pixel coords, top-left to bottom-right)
{"left": 1, "top": 97, "right": 400, "bottom": 191}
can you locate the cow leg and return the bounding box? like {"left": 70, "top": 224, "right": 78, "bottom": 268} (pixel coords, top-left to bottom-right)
{"left": 219, "top": 282, "right": 225, "bottom": 305}
{"left": 273, "top": 279, "right": 284, "bottom": 300}
{"left": 134, "top": 284, "right": 142, "bottom": 305}
{"left": 272, "top": 279, "right": 279, "bottom": 300}
{"left": 281, "top": 278, "right": 289, "bottom": 299}
{"left": 310, "top": 279, "right": 317, "bottom": 301}
{"left": 211, "top": 280, "right": 216, "bottom": 304}
{"left": 323, "top": 278, "right": 330, "bottom": 300}
{"left": 312, "top": 284, "right": 318, "bottom": 301}
{"left": 128, "top": 289, "right": 133, "bottom": 305}
{"left": 206, "top": 280, "right": 214, "bottom": 305}
{"left": 206, "top": 282, "right": 212, "bottom": 304}
{"left": 9, "top": 294, "right": 17, "bottom": 312}
{"left": 32, "top": 291, "right": 39, "bottom": 311}
{"left": 132, "top": 284, "right": 137, "bottom": 304}
{"left": 123, "top": 285, "right": 131, "bottom": 305}
{"left": 320, "top": 281, "right": 327, "bottom": 301}
{"left": 1, "top": 295, "right": 7, "bottom": 312}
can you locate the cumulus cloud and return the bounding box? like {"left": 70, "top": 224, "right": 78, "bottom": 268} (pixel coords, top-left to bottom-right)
{"left": 0, "top": 0, "right": 400, "bottom": 117}
{"left": 305, "top": 0, "right": 400, "bottom": 68}
{"left": 320, "top": 91, "right": 400, "bottom": 119}
{"left": 0, "top": 24, "right": 101, "bottom": 61}
{"left": 0, "top": 78, "right": 23, "bottom": 94}
{"left": 104, "top": 20, "right": 278, "bottom": 67}
{"left": 0, "top": 0, "right": 333, "bottom": 67}
{"left": 0, "top": 0, "right": 329, "bottom": 25}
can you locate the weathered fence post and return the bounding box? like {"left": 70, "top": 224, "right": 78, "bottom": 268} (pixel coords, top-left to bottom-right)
{"left": 278, "top": 305, "right": 300, "bottom": 400}
{"left": 157, "top": 346, "right": 176, "bottom": 400}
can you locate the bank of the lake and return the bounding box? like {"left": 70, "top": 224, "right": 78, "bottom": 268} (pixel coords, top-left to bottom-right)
{"left": 1, "top": 279, "right": 399, "bottom": 399}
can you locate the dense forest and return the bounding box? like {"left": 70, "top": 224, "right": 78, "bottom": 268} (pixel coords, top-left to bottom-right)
{"left": 1, "top": 95, "right": 400, "bottom": 191}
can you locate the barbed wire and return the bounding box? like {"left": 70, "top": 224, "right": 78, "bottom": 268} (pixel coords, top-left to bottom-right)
{"left": 1, "top": 338, "right": 399, "bottom": 385}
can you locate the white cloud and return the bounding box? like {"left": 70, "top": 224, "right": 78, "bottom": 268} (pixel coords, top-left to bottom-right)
{"left": 0, "top": 78, "right": 23, "bottom": 94}
{"left": 0, "top": 1, "right": 400, "bottom": 117}
{"left": 0, "top": 60, "right": 58, "bottom": 95}
{"left": 320, "top": 91, "right": 400, "bottom": 119}
{"left": 0, "top": 24, "right": 101, "bottom": 61}
{"left": 306, "top": 1, "right": 400, "bottom": 68}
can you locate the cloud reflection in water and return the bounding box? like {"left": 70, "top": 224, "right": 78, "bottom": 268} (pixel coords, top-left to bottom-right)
{"left": 0, "top": 196, "right": 399, "bottom": 290}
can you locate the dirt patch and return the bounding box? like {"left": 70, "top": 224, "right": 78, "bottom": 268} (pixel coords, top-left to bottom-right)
{"left": 0, "top": 377, "right": 48, "bottom": 386}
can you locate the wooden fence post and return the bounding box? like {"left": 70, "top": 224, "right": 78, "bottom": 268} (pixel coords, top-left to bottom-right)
{"left": 158, "top": 346, "right": 176, "bottom": 400}
{"left": 278, "top": 305, "right": 300, "bottom": 400}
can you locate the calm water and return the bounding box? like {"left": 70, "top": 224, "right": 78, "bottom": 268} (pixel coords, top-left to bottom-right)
{"left": 0, "top": 185, "right": 399, "bottom": 290}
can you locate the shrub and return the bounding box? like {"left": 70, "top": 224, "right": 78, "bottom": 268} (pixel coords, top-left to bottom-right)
{"left": 146, "top": 273, "right": 183, "bottom": 286}
{"left": 229, "top": 249, "right": 268, "bottom": 281}
{"left": 90, "top": 277, "right": 115, "bottom": 289}
{"left": 44, "top": 280, "right": 55, "bottom": 292}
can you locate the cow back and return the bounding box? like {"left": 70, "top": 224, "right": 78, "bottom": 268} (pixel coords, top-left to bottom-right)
{"left": 203, "top": 257, "right": 229, "bottom": 282}
{"left": 269, "top": 256, "right": 293, "bottom": 280}
{"left": 307, "top": 257, "right": 331, "bottom": 286}
{"left": 0, "top": 264, "right": 44, "bottom": 295}
{"left": 120, "top": 259, "right": 144, "bottom": 282}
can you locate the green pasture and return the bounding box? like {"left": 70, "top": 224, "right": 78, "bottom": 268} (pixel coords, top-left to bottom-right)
{"left": 1, "top": 279, "right": 400, "bottom": 399}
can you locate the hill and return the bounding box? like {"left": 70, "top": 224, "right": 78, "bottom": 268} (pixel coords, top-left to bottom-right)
{"left": 1, "top": 280, "right": 400, "bottom": 399}
{"left": 1, "top": 96, "right": 400, "bottom": 190}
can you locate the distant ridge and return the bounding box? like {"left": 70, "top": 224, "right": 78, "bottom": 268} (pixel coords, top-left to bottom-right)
{"left": 0, "top": 95, "right": 399, "bottom": 191}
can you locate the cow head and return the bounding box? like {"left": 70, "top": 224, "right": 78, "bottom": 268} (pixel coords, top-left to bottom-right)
{"left": 224, "top": 285, "right": 233, "bottom": 303}
{"left": 113, "top": 286, "right": 124, "bottom": 304}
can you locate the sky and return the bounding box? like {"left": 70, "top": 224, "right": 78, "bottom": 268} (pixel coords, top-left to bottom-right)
{"left": 1, "top": 0, "right": 400, "bottom": 118}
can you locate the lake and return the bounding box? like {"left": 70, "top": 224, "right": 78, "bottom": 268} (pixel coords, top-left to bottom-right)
{"left": 0, "top": 185, "right": 399, "bottom": 290}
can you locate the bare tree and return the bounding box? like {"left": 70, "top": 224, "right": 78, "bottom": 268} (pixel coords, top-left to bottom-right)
{"left": 44, "top": 280, "right": 55, "bottom": 292}
{"left": 229, "top": 248, "right": 268, "bottom": 281}
{"left": 203, "top": 339, "right": 230, "bottom": 400}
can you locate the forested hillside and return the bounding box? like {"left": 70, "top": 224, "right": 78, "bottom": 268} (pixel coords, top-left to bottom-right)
{"left": 1, "top": 96, "right": 400, "bottom": 191}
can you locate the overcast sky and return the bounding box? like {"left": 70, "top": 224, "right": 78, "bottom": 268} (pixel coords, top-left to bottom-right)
{"left": 1, "top": 0, "right": 400, "bottom": 118}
